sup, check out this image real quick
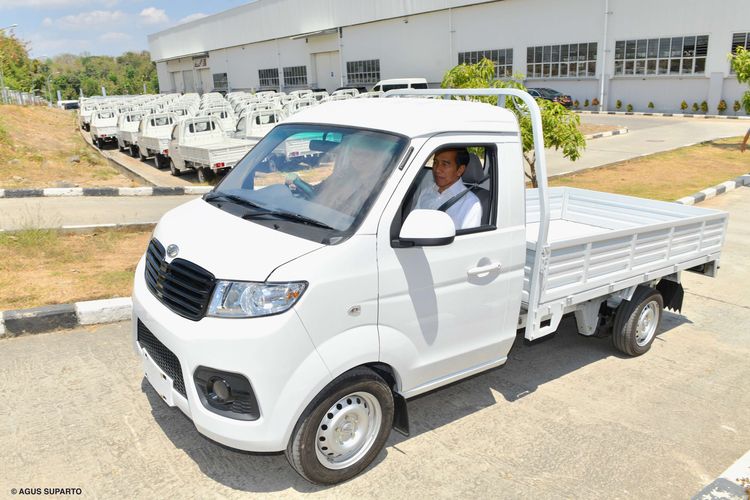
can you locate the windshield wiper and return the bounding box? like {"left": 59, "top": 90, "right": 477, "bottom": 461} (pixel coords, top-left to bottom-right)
{"left": 245, "top": 208, "right": 336, "bottom": 231}
{"left": 203, "top": 192, "right": 268, "bottom": 211}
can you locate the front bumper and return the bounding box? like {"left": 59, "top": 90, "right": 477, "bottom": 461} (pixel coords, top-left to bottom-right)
{"left": 131, "top": 256, "right": 331, "bottom": 452}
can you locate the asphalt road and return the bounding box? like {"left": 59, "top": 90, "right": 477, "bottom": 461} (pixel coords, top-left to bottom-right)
{"left": 0, "top": 187, "right": 747, "bottom": 498}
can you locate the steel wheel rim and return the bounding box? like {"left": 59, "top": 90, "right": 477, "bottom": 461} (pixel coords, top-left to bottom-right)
{"left": 635, "top": 301, "right": 659, "bottom": 346}
{"left": 315, "top": 391, "right": 382, "bottom": 470}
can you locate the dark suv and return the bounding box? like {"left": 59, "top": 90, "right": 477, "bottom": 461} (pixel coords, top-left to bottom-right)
{"left": 527, "top": 88, "right": 573, "bottom": 108}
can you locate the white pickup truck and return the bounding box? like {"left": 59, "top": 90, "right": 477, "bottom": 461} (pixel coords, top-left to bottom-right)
{"left": 132, "top": 90, "right": 728, "bottom": 485}
{"left": 116, "top": 111, "right": 145, "bottom": 156}
{"left": 137, "top": 113, "right": 176, "bottom": 169}
{"left": 89, "top": 110, "right": 119, "bottom": 149}
{"left": 167, "top": 116, "right": 254, "bottom": 182}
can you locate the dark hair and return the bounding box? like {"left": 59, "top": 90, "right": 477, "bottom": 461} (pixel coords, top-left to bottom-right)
{"left": 437, "top": 147, "right": 470, "bottom": 167}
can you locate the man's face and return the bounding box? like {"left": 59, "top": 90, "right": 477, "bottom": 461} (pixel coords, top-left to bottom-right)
{"left": 432, "top": 150, "right": 465, "bottom": 192}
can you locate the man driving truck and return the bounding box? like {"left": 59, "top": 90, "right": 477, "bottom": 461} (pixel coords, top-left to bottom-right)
{"left": 414, "top": 147, "right": 482, "bottom": 230}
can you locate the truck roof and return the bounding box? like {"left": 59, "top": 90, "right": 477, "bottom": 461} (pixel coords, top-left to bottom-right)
{"left": 287, "top": 98, "right": 520, "bottom": 138}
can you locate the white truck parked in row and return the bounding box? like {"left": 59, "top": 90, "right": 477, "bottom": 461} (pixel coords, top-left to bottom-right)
{"left": 89, "top": 110, "right": 119, "bottom": 149}
{"left": 167, "top": 116, "right": 255, "bottom": 182}
{"left": 132, "top": 90, "right": 728, "bottom": 485}
{"left": 137, "top": 113, "right": 176, "bottom": 169}
{"left": 116, "top": 111, "right": 145, "bottom": 156}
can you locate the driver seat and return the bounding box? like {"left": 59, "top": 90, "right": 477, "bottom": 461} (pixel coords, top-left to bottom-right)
{"left": 462, "top": 153, "right": 491, "bottom": 226}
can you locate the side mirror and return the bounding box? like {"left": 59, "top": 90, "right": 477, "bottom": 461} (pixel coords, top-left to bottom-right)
{"left": 395, "top": 209, "right": 455, "bottom": 248}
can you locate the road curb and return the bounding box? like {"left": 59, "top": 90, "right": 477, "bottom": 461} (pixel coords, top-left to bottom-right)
{"left": 0, "top": 297, "right": 132, "bottom": 338}
{"left": 0, "top": 185, "right": 211, "bottom": 198}
{"left": 0, "top": 221, "right": 157, "bottom": 235}
{"left": 584, "top": 127, "right": 628, "bottom": 140}
{"left": 675, "top": 174, "right": 750, "bottom": 205}
{"left": 576, "top": 110, "right": 750, "bottom": 120}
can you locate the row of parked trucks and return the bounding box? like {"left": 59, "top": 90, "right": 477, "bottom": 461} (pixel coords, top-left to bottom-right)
{"left": 79, "top": 88, "right": 369, "bottom": 181}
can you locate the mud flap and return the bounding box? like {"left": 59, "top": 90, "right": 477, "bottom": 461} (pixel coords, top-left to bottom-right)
{"left": 656, "top": 279, "right": 684, "bottom": 312}
{"left": 392, "top": 392, "right": 410, "bottom": 437}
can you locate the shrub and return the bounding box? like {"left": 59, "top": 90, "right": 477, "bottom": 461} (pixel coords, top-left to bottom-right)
{"left": 717, "top": 99, "right": 727, "bottom": 114}
{"left": 734, "top": 100, "right": 742, "bottom": 114}
{"left": 626, "top": 104, "right": 633, "bottom": 112}
{"left": 691, "top": 102, "right": 699, "bottom": 112}
{"left": 700, "top": 101, "right": 708, "bottom": 113}
{"left": 680, "top": 100, "right": 688, "bottom": 112}
{"left": 573, "top": 99, "right": 580, "bottom": 109}
{"left": 647, "top": 101, "right": 655, "bottom": 109}
{"left": 615, "top": 99, "right": 622, "bottom": 110}
{"left": 591, "top": 97, "right": 600, "bottom": 107}
{"left": 584, "top": 99, "right": 589, "bottom": 108}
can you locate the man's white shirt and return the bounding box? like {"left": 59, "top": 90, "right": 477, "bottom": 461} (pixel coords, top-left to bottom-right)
{"left": 415, "top": 178, "right": 482, "bottom": 230}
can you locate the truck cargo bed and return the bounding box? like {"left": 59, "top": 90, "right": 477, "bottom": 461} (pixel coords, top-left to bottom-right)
{"left": 523, "top": 187, "right": 728, "bottom": 310}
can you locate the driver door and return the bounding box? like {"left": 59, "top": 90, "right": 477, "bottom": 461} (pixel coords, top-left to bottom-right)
{"left": 376, "top": 135, "right": 526, "bottom": 397}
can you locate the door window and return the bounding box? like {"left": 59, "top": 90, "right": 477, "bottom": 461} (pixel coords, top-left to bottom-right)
{"left": 396, "top": 144, "right": 497, "bottom": 237}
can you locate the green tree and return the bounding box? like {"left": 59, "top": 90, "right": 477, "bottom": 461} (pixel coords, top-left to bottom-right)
{"left": 441, "top": 58, "right": 586, "bottom": 187}
{"left": 730, "top": 46, "right": 750, "bottom": 114}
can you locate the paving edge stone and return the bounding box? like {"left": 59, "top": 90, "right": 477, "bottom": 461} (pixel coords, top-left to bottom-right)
{"left": 584, "top": 127, "right": 629, "bottom": 140}
{"left": 675, "top": 173, "right": 750, "bottom": 206}
{"left": 1, "top": 298, "right": 133, "bottom": 337}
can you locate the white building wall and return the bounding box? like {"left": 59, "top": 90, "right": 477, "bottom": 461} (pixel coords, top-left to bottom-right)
{"left": 148, "top": 0, "right": 750, "bottom": 113}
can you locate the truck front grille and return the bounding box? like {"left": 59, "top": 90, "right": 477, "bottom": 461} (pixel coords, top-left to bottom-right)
{"left": 144, "top": 239, "right": 215, "bottom": 321}
{"left": 136, "top": 320, "right": 187, "bottom": 398}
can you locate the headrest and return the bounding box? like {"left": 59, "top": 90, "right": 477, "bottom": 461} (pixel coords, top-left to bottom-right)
{"left": 462, "top": 153, "right": 484, "bottom": 184}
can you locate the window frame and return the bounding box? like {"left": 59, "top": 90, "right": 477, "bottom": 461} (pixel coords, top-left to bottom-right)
{"left": 731, "top": 32, "right": 750, "bottom": 73}
{"left": 282, "top": 65, "right": 308, "bottom": 87}
{"left": 390, "top": 143, "right": 499, "bottom": 246}
{"left": 526, "top": 42, "right": 597, "bottom": 79}
{"left": 613, "top": 34, "right": 709, "bottom": 77}
{"left": 258, "top": 68, "right": 280, "bottom": 88}
{"left": 458, "top": 49, "right": 514, "bottom": 78}
{"left": 346, "top": 59, "right": 381, "bottom": 85}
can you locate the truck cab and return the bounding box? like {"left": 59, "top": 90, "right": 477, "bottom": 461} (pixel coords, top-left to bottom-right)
{"left": 90, "top": 109, "right": 119, "bottom": 149}
{"left": 132, "top": 91, "right": 727, "bottom": 485}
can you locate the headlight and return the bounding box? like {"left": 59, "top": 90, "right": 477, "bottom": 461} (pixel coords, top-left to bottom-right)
{"left": 207, "top": 281, "right": 307, "bottom": 318}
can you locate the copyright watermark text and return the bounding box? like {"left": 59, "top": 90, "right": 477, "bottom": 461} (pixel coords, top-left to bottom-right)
{"left": 10, "top": 488, "right": 82, "bottom": 496}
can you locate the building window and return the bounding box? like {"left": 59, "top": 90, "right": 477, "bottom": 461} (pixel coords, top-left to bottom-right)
{"left": 458, "top": 49, "right": 513, "bottom": 77}
{"left": 614, "top": 35, "right": 708, "bottom": 76}
{"left": 346, "top": 59, "right": 380, "bottom": 85}
{"left": 258, "top": 68, "right": 279, "bottom": 88}
{"left": 283, "top": 66, "right": 308, "bottom": 87}
{"left": 212, "top": 73, "right": 228, "bottom": 91}
{"left": 731, "top": 32, "right": 750, "bottom": 72}
{"left": 526, "top": 42, "right": 597, "bottom": 78}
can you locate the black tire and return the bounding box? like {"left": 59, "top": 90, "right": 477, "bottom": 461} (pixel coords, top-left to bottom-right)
{"left": 612, "top": 286, "right": 664, "bottom": 356}
{"left": 285, "top": 367, "right": 394, "bottom": 485}
{"left": 129, "top": 145, "right": 138, "bottom": 158}
{"left": 155, "top": 154, "right": 167, "bottom": 169}
{"left": 197, "top": 167, "right": 215, "bottom": 183}
{"left": 169, "top": 159, "right": 181, "bottom": 176}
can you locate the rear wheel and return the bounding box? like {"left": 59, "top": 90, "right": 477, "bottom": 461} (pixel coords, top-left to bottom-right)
{"left": 169, "top": 159, "right": 181, "bottom": 176}
{"left": 196, "top": 167, "right": 214, "bottom": 183}
{"left": 285, "top": 367, "right": 394, "bottom": 485}
{"left": 613, "top": 286, "right": 663, "bottom": 356}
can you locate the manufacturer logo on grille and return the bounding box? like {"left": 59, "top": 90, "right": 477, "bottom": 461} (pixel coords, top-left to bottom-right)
{"left": 166, "top": 244, "right": 179, "bottom": 258}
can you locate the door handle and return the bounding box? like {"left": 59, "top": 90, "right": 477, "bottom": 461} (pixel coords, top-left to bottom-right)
{"left": 467, "top": 262, "right": 502, "bottom": 276}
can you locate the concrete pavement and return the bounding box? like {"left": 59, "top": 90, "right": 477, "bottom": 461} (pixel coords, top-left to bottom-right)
{"left": 0, "top": 195, "right": 199, "bottom": 231}
{"left": 546, "top": 114, "right": 750, "bottom": 176}
{"left": 0, "top": 187, "right": 748, "bottom": 498}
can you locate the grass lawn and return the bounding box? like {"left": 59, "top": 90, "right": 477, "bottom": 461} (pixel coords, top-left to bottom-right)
{"left": 550, "top": 136, "right": 750, "bottom": 201}
{"left": 0, "top": 105, "right": 138, "bottom": 189}
{"left": 579, "top": 123, "right": 621, "bottom": 136}
{"left": 0, "top": 228, "right": 150, "bottom": 310}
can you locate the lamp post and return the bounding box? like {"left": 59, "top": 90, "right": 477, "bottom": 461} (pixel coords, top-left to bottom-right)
{"left": 0, "top": 24, "right": 19, "bottom": 104}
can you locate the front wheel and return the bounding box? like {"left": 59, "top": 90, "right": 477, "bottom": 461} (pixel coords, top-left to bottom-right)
{"left": 613, "top": 286, "right": 664, "bottom": 356}
{"left": 196, "top": 167, "right": 214, "bottom": 183}
{"left": 169, "top": 159, "right": 181, "bottom": 176}
{"left": 285, "top": 367, "right": 394, "bottom": 485}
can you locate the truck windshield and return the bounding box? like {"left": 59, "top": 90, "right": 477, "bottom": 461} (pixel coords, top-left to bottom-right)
{"left": 209, "top": 124, "right": 407, "bottom": 243}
